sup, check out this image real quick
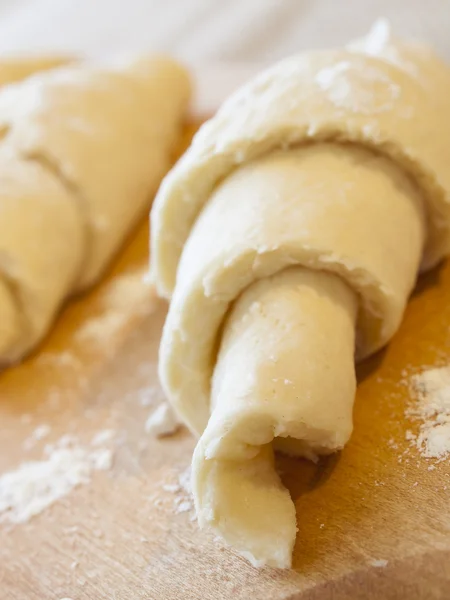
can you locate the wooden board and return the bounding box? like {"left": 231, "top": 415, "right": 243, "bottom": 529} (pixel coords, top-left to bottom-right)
{"left": 1, "top": 123, "right": 450, "bottom": 600}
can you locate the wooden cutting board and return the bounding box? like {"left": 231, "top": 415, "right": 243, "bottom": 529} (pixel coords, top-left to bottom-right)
{"left": 1, "top": 122, "right": 450, "bottom": 600}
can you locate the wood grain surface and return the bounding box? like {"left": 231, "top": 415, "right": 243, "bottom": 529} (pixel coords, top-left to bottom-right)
{"left": 1, "top": 123, "right": 450, "bottom": 600}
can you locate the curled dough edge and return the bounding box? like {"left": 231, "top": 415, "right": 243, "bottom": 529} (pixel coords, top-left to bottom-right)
{"left": 151, "top": 28, "right": 450, "bottom": 567}
{"left": 161, "top": 143, "right": 425, "bottom": 567}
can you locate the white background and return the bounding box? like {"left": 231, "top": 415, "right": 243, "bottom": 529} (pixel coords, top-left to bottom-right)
{"left": 0, "top": 0, "right": 448, "bottom": 61}
{"left": 0, "top": 0, "right": 448, "bottom": 113}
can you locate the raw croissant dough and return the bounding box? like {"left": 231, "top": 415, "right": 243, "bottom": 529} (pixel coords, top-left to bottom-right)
{"left": 150, "top": 23, "right": 450, "bottom": 568}
{"left": 0, "top": 56, "right": 73, "bottom": 87}
{"left": 0, "top": 56, "right": 189, "bottom": 364}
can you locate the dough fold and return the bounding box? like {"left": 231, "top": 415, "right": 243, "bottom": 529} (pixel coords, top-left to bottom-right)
{"left": 151, "top": 43, "right": 450, "bottom": 297}
{"left": 0, "top": 154, "right": 85, "bottom": 361}
{"left": 150, "top": 26, "right": 450, "bottom": 567}
{"left": 161, "top": 144, "right": 425, "bottom": 434}
{"left": 0, "top": 56, "right": 190, "bottom": 289}
{"left": 0, "top": 56, "right": 189, "bottom": 364}
{"left": 193, "top": 268, "right": 357, "bottom": 568}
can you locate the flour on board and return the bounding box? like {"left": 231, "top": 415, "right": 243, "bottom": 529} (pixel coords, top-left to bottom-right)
{"left": 407, "top": 366, "right": 450, "bottom": 460}
{"left": 136, "top": 384, "right": 165, "bottom": 407}
{"left": 75, "top": 270, "right": 159, "bottom": 347}
{"left": 23, "top": 424, "right": 51, "bottom": 451}
{"left": 37, "top": 351, "right": 82, "bottom": 369}
{"left": 91, "top": 429, "right": 115, "bottom": 446}
{"left": 0, "top": 431, "right": 115, "bottom": 525}
{"left": 145, "top": 402, "right": 182, "bottom": 438}
{"left": 159, "top": 467, "right": 195, "bottom": 517}
{"left": 370, "top": 559, "right": 388, "bottom": 568}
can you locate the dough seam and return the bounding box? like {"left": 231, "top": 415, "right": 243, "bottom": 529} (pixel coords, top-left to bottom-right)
{"left": 154, "top": 128, "right": 448, "bottom": 300}
{"left": 20, "top": 150, "right": 92, "bottom": 290}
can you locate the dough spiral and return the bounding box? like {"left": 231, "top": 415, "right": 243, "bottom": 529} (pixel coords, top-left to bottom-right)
{"left": 0, "top": 56, "right": 190, "bottom": 364}
{"left": 150, "top": 25, "right": 450, "bottom": 568}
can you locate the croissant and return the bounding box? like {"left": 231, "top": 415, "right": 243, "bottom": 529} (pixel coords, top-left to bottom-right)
{"left": 150, "top": 23, "right": 450, "bottom": 568}
{"left": 0, "top": 56, "right": 190, "bottom": 364}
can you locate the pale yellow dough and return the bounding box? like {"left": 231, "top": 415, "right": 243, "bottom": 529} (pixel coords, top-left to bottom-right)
{"left": 0, "top": 56, "right": 190, "bottom": 364}
{"left": 0, "top": 56, "right": 73, "bottom": 87}
{"left": 194, "top": 268, "right": 358, "bottom": 567}
{"left": 161, "top": 144, "right": 425, "bottom": 435}
{"left": 0, "top": 154, "right": 85, "bottom": 362}
{"left": 151, "top": 25, "right": 450, "bottom": 568}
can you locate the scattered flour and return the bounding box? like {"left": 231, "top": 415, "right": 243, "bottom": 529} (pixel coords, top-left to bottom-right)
{"left": 314, "top": 57, "right": 400, "bottom": 115}
{"left": 136, "top": 385, "right": 165, "bottom": 407}
{"left": 145, "top": 403, "right": 181, "bottom": 438}
{"left": 90, "top": 448, "right": 113, "bottom": 471}
{"left": 91, "top": 429, "right": 115, "bottom": 446}
{"left": 23, "top": 424, "right": 51, "bottom": 451}
{"left": 370, "top": 558, "right": 388, "bottom": 568}
{"left": 76, "top": 311, "right": 130, "bottom": 346}
{"left": 407, "top": 367, "right": 450, "bottom": 460}
{"left": 75, "top": 270, "right": 158, "bottom": 347}
{"left": 174, "top": 499, "right": 192, "bottom": 513}
{"left": 160, "top": 468, "right": 194, "bottom": 517}
{"left": 0, "top": 432, "right": 115, "bottom": 525}
{"left": 37, "top": 351, "right": 82, "bottom": 369}
{"left": 162, "top": 483, "right": 181, "bottom": 494}
{"left": 178, "top": 468, "right": 191, "bottom": 495}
